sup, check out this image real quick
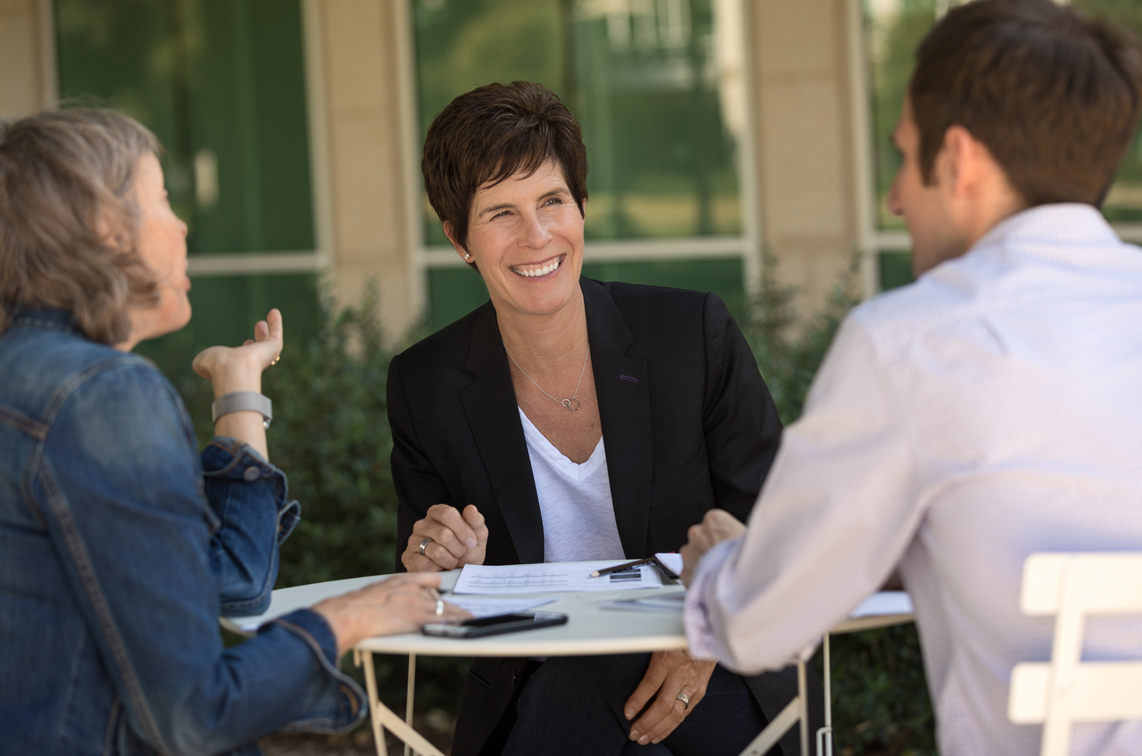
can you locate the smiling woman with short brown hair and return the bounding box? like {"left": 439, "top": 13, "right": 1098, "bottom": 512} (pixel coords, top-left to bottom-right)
{"left": 389, "top": 81, "right": 823, "bottom": 756}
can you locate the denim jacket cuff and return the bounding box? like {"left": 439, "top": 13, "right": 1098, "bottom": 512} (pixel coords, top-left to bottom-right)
{"left": 201, "top": 437, "right": 300, "bottom": 541}
{"left": 265, "top": 609, "right": 368, "bottom": 733}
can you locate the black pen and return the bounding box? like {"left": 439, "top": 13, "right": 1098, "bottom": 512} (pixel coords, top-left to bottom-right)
{"left": 589, "top": 557, "right": 656, "bottom": 578}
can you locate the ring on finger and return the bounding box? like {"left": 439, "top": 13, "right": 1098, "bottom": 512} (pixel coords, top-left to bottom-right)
{"left": 419, "top": 536, "right": 433, "bottom": 556}
{"left": 676, "top": 692, "right": 691, "bottom": 710}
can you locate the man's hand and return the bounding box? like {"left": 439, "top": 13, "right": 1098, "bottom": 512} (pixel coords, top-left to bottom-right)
{"left": 401, "top": 504, "right": 488, "bottom": 572}
{"left": 623, "top": 649, "right": 717, "bottom": 745}
{"left": 680, "top": 509, "right": 746, "bottom": 586}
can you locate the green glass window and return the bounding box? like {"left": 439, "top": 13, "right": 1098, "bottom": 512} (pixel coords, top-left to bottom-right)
{"left": 878, "top": 250, "right": 913, "bottom": 292}
{"left": 864, "top": 0, "right": 1142, "bottom": 229}
{"left": 54, "top": 0, "right": 319, "bottom": 368}
{"left": 56, "top": 0, "right": 315, "bottom": 254}
{"left": 414, "top": 0, "right": 743, "bottom": 244}
{"left": 413, "top": 0, "right": 747, "bottom": 326}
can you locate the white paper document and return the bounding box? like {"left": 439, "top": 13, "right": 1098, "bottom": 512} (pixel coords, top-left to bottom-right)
{"left": 453, "top": 560, "right": 666, "bottom": 595}
{"left": 444, "top": 596, "right": 557, "bottom": 618}
{"left": 851, "top": 591, "right": 913, "bottom": 618}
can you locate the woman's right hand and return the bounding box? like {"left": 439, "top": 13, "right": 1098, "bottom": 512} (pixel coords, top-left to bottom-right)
{"left": 312, "top": 573, "right": 470, "bottom": 657}
{"left": 402, "top": 504, "right": 488, "bottom": 572}
{"left": 192, "top": 308, "right": 283, "bottom": 393}
{"left": 192, "top": 309, "right": 284, "bottom": 460}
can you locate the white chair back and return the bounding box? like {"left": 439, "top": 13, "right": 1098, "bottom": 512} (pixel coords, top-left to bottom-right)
{"left": 1008, "top": 552, "right": 1142, "bottom": 756}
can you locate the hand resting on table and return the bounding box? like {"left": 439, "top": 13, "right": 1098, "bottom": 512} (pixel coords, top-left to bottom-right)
{"left": 312, "top": 573, "right": 469, "bottom": 656}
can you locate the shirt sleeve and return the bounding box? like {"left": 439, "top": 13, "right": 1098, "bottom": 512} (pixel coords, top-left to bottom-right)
{"left": 41, "top": 361, "right": 364, "bottom": 756}
{"left": 201, "top": 437, "right": 300, "bottom": 616}
{"left": 684, "top": 315, "right": 928, "bottom": 674}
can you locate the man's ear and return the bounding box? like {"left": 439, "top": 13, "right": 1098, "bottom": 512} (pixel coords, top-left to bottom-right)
{"left": 443, "top": 222, "right": 470, "bottom": 263}
{"left": 941, "top": 125, "right": 988, "bottom": 198}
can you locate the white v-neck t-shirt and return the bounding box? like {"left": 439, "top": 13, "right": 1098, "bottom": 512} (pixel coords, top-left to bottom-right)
{"left": 518, "top": 408, "right": 625, "bottom": 563}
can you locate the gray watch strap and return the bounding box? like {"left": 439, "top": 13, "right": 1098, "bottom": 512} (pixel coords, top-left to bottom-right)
{"left": 211, "top": 391, "right": 273, "bottom": 428}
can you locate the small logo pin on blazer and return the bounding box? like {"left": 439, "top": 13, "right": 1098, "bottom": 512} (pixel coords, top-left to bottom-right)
{"left": 619, "top": 374, "right": 638, "bottom": 383}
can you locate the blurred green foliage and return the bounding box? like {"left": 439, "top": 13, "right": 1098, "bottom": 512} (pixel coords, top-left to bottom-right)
{"left": 145, "top": 260, "right": 935, "bottom": 751}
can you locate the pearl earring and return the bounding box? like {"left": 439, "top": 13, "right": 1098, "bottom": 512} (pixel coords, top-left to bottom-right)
{"left": 464, "top": 252, "right": 472, "bottom": 260}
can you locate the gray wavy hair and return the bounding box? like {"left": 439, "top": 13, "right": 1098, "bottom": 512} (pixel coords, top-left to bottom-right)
{"left": 0, "top": 109, "right": 161, "bottom": 344}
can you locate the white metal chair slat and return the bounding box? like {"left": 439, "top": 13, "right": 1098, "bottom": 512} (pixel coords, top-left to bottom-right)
{"left": 1007, "top": 552, "right": 1142, "bottom": 756}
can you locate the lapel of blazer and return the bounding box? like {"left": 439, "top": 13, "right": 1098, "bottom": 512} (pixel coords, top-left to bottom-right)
{"left": 582, "top": 278, "right": 653, "bottom": 558}
{"left": 460, "top": 304, "right": 546, "bottom": 564}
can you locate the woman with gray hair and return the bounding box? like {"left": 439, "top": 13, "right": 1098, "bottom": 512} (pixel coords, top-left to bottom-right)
{"left": 0, "top": 109, "right": 464, "bottom": 756}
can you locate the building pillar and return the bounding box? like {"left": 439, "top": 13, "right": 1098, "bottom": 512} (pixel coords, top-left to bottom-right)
{"left": 319, "top": 0, "right": 419, "bottom": 340}
{"left": 0, "top": 0, "right": 51, "bottom": 119}
{"left": 749, "top": 0, "right": 861, "bottom": 313}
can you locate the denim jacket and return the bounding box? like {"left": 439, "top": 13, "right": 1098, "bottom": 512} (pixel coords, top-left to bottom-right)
{"left": 0, "top": 309, "right": 367, "bottom": 756}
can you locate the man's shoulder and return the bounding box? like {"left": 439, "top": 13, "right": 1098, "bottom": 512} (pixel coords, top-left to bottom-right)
{"left": 846, "top": 271, "right": 980, "bottom": 360}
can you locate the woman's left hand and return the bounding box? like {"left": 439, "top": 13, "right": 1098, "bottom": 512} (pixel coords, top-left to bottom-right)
{"left": 624, "top": 649, "right": 717, "bottom": 745}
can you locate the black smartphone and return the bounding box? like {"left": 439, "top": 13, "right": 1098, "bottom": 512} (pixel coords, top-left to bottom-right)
{"left": 422, "top": 612, "right": 568, "bottom": 638}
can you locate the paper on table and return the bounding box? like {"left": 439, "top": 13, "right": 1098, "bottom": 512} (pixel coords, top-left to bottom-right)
{"left": 453, "top": 560, "right": 665, "bottom": 595}
{"left": 599, "top": 593, "right": 686, "bottom": 612}
{"left": 850, "top": 591, "right": 913, "bottom": 618}
{"left": 444, "top": 596, "right": 557, "bottom": 618}
{"left": 654, "top": 553, "right": 684, "bottom": 577}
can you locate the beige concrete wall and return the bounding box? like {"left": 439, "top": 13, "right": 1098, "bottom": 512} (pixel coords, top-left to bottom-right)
{"left": 319, "top": 0, "right": 418, "bottom": 339}
{"left": 749, "top": 0, "right": 860, "bottom": 313}
{"left": 0, "top": 0, "right": 49, "bottom": 119}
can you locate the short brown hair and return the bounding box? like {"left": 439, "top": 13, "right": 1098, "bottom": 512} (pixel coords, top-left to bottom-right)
{"left": 0, "top": 109, "right": 160, "bottom": 344}
{"left": 910, "top": 0, "right": 1142, "bottom": 206}
{"left": 422, "top": 81, "right": 588, "bottom": 254}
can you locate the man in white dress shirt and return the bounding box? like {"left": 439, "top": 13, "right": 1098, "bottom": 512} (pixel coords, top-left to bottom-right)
{"left": 680, "top": 1, "right": 1142, "bottom": 753}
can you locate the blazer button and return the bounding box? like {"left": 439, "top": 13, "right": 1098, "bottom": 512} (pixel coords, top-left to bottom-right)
{"left": 243, "top": 466, "right": 261, "bottom": 482}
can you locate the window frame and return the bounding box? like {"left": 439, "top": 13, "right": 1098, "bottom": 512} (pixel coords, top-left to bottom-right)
{"left": 393, "top": 0, "right": 765, "bottom": 312}
{"left": 40, "top": 0, "right": 335, "bottom": 281}
{"left": 851, "top": 0, "right": 1142, "bottom": 296}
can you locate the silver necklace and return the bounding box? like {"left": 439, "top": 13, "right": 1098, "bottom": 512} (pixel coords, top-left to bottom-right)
{"left": 503, "top": 342, "right": 589, "bottom": 411}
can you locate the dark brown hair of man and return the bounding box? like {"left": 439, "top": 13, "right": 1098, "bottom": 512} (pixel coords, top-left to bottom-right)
{"left": 911, "top": 0, "right": 1142, "bottom": 206}
{"left": 0, "top": 109, "right": 160, "bottom": 343}
{"left": 422, "top": 81, "right": 589, "bottom": 258}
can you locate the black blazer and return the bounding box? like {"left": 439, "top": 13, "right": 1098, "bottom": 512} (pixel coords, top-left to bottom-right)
{"left": 387, "top": 278, "right": 817, "bottom": 756}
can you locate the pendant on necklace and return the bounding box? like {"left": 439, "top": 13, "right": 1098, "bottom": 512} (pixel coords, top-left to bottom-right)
{"left": 561, "top": 398, "right": 581, "bottom": 411}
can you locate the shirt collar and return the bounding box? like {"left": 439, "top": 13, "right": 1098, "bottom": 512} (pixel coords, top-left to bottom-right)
{"left": 972, "top": 203, "right": 1120, "bottom": 254}
{"left": 8, "top": 307, "right": 84, "bottom": 337}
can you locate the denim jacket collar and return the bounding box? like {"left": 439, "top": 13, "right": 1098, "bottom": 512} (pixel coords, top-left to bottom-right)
{"left": 9, "top": 307, "right": 84, "bottom": 338}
